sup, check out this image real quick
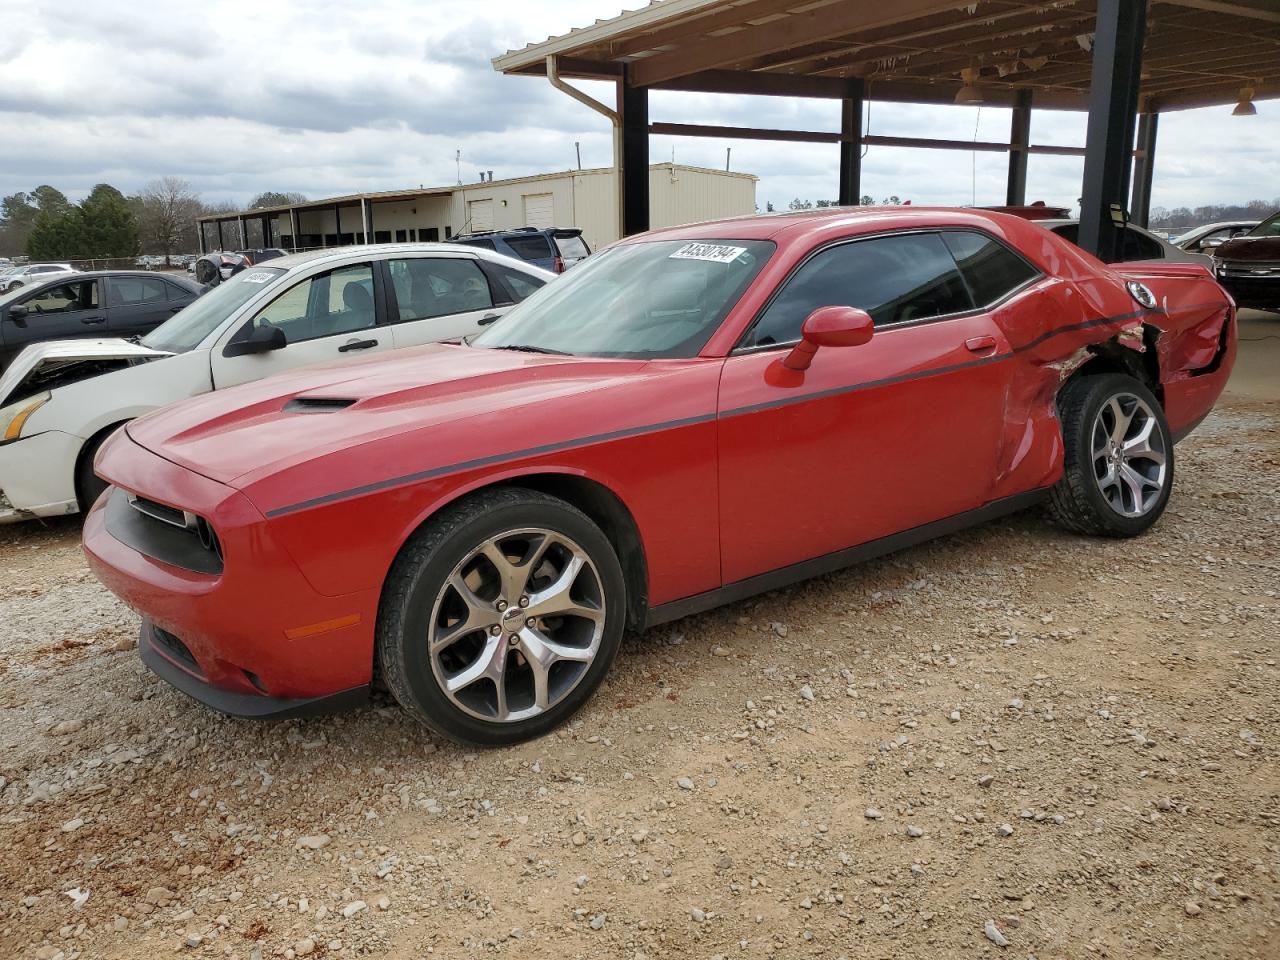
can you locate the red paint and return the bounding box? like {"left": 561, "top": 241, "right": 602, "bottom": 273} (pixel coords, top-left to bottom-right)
{"left": 83, "top": 208, "right": 1236, "bottom": 708}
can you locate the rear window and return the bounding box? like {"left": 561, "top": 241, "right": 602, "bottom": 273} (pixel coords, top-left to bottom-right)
{"left": 554, "top": 234, "right": 590, "bottom": 259}
{"left": 459, "top": 238, "right": 497, "bottom": 251}
{"left": 505, "top": 235, "right": 554, "bottom": 260}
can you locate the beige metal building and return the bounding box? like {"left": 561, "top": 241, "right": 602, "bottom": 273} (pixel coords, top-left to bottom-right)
{"left": 198, "top": 163, "right": 757, "bottom": 256}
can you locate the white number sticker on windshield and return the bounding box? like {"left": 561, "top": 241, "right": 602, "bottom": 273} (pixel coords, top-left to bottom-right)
{"left": 242, "top": 272, "right": 275, "bottom": 284}
{"left": 669, "top": 243, "right": 747, "bottom": 264}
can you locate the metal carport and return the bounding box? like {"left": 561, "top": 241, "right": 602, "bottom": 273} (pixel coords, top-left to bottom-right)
{"left": 494, "top": 0, "right": 1280, "bottom": 260}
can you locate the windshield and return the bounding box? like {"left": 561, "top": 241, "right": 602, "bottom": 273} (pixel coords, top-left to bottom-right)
{"left": 141, "top": 267, "right": 286, "bottom": 353}
{"left": 472, "top": 239, "right": 775, "bottom": 359}
{"left": 1245, "top": 212, "right": 1280, "bottom": 238}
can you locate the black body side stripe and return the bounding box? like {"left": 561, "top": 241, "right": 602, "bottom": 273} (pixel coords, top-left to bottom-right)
{"left": 262, "top": 300, "right": 1223, "bottom": 518}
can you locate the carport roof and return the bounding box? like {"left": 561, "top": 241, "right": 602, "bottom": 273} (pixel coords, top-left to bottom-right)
{"left": 493, "top": 0, "right": 1280, "bottom": 112}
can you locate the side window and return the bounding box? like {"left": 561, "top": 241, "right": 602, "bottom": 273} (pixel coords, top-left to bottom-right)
{"left": 248, "top": 263, "right": 376, "bottom": 343}
{"left": 942, "top": 231, "right": 1040, "bottom": 307}
{"left": 388, "top": 258, "right": 494, "bottom": 322}
{"left": 747, "top": 233, "right": 973, "bottom": 347}
{"left": 1119, "top": 229, "right": 1164, "bottom": 262}
{"left": 505, "top": 235, "right": 554, "bottom": 261}
{"left": 163, "top": 280, "right": 194, "bottom": 301}
{"left": 110, "top": 276, "right": 168, "bottom": 306}
{"left": 461, "top": 238, "right": 496, "bottom": 251}
{"left": 484, "top": 262, "right": 546, "bottom": 303}
{"left": 23, "top": 279, "right": 99, "bottom": 314}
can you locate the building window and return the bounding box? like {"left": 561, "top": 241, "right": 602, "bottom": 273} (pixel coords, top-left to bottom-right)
{"left": 423, "top": 228, "right": 439, "bottom": 242}
{"left": 375, "top": 231, "right": 392, "bottom": 243}
{"left": 445, "top": 226, "right": 453, "bottom": 239}
{"left": 395, "top": 229, "right": 408, "bottom": 243}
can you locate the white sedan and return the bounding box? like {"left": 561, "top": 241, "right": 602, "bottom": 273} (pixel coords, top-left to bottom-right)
{"left": 0, "top": 244, "right": 552, "bottom": 522}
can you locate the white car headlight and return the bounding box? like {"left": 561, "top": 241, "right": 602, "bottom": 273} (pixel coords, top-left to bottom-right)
{"left": 0, "top": 392, "right": 51, "bottom": 444}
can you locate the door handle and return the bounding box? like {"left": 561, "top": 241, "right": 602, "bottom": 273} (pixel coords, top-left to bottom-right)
{"left": 169, "top": 304, "right": 186, "bottom": 313}
{"left": 80, "top": 316, "right": 107, "bottom": 325}
{"left": 964, "top": 335, "right": 997, "bottom": 353}
{"left": 478, "top": 313, "right": 502, "bottom": 326}
{"left": 338, "top": 338, "right": 379, "bottom": 352}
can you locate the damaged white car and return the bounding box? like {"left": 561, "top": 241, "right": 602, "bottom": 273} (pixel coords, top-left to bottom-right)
{"left": 0, "top": 244, "right": 552, "bottom": 522}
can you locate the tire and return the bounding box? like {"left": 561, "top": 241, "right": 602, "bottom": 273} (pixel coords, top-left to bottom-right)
{"left": 1048, "top": 373, "right": 1174, "bottom": 538}
{"left": 377, "top": 487, "right": 627, "bottom": 746}
{"left": 75, "top": 428, "right": 120, "bottom": 513}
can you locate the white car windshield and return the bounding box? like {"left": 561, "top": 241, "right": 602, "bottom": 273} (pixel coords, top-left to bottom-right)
{"left": 471, "top": 239, "right": 775, "bottom": 359}
{"left": 1245, "top": 212, "right": 1280, "bottom": 238}
{"left": 142, "top": 267, "right": 287, "bottom": 353}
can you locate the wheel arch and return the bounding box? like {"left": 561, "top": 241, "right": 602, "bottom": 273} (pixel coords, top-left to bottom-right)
{"left": 1062, "top": 324, "right": 1163, "bottom": 404}
{"left": 386, "top": 469, "right": 650, "bottom": 631}
{"left": 74, "top": 419, "right": 133, "bottom": 508}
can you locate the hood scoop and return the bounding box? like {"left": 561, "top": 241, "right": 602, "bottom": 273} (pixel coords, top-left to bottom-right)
{"left": 283, "top": 397, "right": 357, "bottom": 414}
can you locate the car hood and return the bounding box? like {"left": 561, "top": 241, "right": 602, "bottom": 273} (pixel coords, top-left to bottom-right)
{"left": 1216, "top": 236, "right": 1280, "bottom": 262}
{"left": 126, "top": 344, "right": 657, "bottom": 487}
{"left": 0, "top": 338, "right": 170, "bottom": 407}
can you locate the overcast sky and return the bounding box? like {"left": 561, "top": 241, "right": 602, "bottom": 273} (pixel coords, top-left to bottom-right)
{"left": 3, "top": 0, "right": 1277, "bottom": 217}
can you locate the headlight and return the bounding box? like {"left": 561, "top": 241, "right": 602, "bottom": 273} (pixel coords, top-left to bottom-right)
{"left": 0, "top": 392, "right": 51, "bottom": 444}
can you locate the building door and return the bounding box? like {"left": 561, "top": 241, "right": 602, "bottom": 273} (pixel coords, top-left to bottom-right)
{"left": 523, "top": 193, "right": 554, "bottom": 229}
{"left": 467, "top": 199, "right": 494, "bottom": 233}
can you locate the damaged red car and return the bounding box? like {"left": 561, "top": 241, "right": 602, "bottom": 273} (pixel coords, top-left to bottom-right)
{"left": 83, "top": 209, "right": 1236, "bottom": 745}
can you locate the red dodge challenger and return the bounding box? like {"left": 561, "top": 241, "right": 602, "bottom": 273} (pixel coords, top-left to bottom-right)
{"left": 83, "top": 209, "right": 1236, "bottom": 744}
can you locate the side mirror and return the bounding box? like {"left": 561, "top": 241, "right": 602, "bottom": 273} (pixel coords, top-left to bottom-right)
{"left": 7, "top": 303, "right": 28, "bottom": 327}
{"left": 224, "top": 323, "right": 286, "bottom": 358}
{"left": 782, "top": 306, "right": 874, "bottom": 371}
{"left": 1199, "top": 237, "right": 1225, "bottom": 250}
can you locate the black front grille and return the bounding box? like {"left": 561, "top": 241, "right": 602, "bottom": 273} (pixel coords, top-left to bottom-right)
{"left": 151, "top": 626, "right": 202, "bottom": 676}
{"left": 105, "top": 488, "right": 224, "bottom": 575}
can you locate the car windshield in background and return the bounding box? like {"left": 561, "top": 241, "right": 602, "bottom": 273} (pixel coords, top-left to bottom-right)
{"left": 472, "top": 239, "right": 775, "bottom": 359}
{"left": 1244, "top": 212, "right": 1280, "bottom": 238}
{"left": 141, "top": 267, "right": 286, "bottom": 354}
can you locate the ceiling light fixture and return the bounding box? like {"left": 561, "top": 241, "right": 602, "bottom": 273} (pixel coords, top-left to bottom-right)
{"left": 955, "top": 67, "right": 984, "bottom": 104}
{"left": 1232, "top": 86, "right": 1257, "bottom": 116}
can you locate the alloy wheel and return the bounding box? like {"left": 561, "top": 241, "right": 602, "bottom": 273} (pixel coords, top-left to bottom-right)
{"left": 428, "top": 528, "right": 606, "bottom": 723}
{"left": 1091, "top": 392, "right": 1168, "bottom": 518}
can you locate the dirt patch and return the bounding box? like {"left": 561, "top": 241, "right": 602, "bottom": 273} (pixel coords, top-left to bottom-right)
{"left": 0, "top": 398, "right": 1276, "bottom": 960}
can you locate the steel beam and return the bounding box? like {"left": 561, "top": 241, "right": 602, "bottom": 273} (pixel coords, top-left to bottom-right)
{"left": 620, "top": 70, "right": 650, "bottom": 236}
{"left": 1078, "top": 0, "right": 1148, "bottom": 262}
{"left": 1007, "top": 89, "right": 1033, "bottom": 206}
{"left": 1130, "top": 112, "right": 1158, "bottom": 228}
{"left": 839, "top": 79, "right": 865, "bottom": 206}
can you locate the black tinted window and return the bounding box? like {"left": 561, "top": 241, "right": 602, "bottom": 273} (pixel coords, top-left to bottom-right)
{"left": 942, "top": 231, "right": 1039, "bottom": 306}
{"left": 506, "top": 235, "right": 554, "bottom": 260}
{"left": 1119, "top": 229, "right": 1164, "bottom": 262}
{"left": 110, "top": 276, "right": 168, "bottom": 306}
{"left": 460, "top": 238, "right": 496, "bottom": 251}
{"left": 747, "top": 233, "right": 973, "bottom": 346}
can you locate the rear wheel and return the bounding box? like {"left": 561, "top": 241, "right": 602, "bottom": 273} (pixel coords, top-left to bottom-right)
{"left": 1048, "top": 373, "right": 1173, "bottom": 537}
{"left": 377, "top": 488, "right": 626, "bottom": 745}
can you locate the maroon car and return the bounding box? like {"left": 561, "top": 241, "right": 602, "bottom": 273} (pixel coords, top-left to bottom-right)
{"left": 1213, "top": 210, "right": 1280, "bottom": 311}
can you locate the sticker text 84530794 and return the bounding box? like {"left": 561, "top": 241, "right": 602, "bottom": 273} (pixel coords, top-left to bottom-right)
{"left": 669, "top": 243, "right": 747, "bottom": 264}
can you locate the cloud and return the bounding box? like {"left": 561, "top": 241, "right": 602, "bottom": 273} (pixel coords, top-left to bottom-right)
{"left": 1, "top": 0, "right": 1275, "bottom": 218}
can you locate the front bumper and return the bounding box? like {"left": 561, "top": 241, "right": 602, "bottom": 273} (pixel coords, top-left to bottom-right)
{"left": 0, "top": 430, "right": 82, "bottom": 523}
{"left": 82, "top": 429, "right": 380, "bottom": 711}
{"left": 139, "top": 620, "right": 369, "bottom": 718}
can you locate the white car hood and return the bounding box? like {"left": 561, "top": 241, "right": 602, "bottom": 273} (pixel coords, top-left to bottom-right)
{"left": 0, "top": 338, "right": 171, "bottom": 407}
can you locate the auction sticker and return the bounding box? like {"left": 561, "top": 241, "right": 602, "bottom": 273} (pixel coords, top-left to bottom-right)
{"left": 242, "top": 271, "right": 275, "bottom": 283}
{"left": 669, "top": 242, "right": 746, "bottom": 264}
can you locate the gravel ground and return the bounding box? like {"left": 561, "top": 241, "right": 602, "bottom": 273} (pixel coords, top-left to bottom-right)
{"left": 0, "top": 395, "right": 1277, "bottom": 960}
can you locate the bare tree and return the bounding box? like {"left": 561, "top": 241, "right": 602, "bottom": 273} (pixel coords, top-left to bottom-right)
{"left": 138, "top": 177, "right": 203, "bottom": 265}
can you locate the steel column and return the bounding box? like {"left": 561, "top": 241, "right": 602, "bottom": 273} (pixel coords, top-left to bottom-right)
{"left": 362, "top": 198, "right": 373, "bottom": 243}
{"left": 289, "top": 208, "right": 299, "bottom": 250}
{"left": 1006, "top": 89, "right": 1033, "bottom": 206}
{"left": 1078, "top": 0, "right": 1148, "bottom": 262}
{"left": 1130, "top": 112, "right": 1158, "bottom": 228}
{"left": 333, "top": 204, "right": 341, "bottom": 247}
{"left": 197, "top": 223, "right": 206, "bottom": 255}
{"left": 216, "top": 220, "right": 225, "bottom": 251}
{"left": 838, "top": 78, "right": 865, "bottom": 206}
{"left": 619, "top": 68, "right": 650, "bottom": 236}
{"left": 237, "top": 216, "right": 246, "bottom": 250}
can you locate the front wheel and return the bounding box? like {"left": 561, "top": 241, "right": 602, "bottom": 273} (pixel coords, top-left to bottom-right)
{"left": 377, "top": 488, "right": 626, "bottom": 745}
{"left": 1048, "top": 373, "right": 1174, "bottom": 537}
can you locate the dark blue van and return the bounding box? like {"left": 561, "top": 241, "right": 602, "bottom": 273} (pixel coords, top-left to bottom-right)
{"left": 451, "top": 228, "right": 591, "bottom": 274}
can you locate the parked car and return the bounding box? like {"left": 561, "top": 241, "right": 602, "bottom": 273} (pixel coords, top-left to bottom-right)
{"left": 0, "top": 262, "right": 76, "bottom": 293}
{"left": 1039, "top": 220, "right": 1213, "bottom": 267}
{"left": 1172, "top": 220, "right": 1258, "bottom": 253}
{"left": 453, "top": 228, "right": 591, "bottom": 273}
{"left": 0, "top": 244, "right": 552, "bottom": 523}
{"left": 79, "top": 209, "right": 1236, "bottom": 744}
{"left": 1208, "top": 210, "right": 1280, "bottom": 312}
{"left": 234, "top": 248, "right": 289, "bottom": 265}
{"left": 0, "top": 271, "right": 202, "bottom": 372}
